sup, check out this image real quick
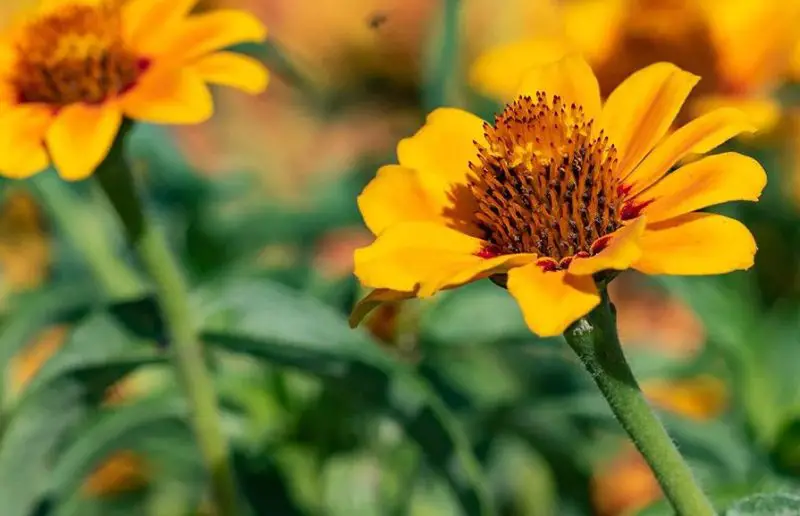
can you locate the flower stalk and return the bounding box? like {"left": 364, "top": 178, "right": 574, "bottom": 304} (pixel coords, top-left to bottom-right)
{"left": 93, "top": 123, "right": 239, "bottom": 515}
{"left": 563, "top": 289, "right": 715, "bottom": 516}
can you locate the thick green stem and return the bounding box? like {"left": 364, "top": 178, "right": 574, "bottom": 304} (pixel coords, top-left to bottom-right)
{"left": 94, "top": 123, "right": 238, "bottom": 516}
{"left": 563, "top": 289, "right": 715, "bottom": 516}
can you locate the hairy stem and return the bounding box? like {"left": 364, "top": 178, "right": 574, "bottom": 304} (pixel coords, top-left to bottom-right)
{"left": 563, "top": 289, "right": 715, "bottom": 516}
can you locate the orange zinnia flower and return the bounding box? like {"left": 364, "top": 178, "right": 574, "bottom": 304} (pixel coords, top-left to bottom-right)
{"left": 350, "top": 55, "right": 766, "bottom": 337}
{"left": 0, "top": 0, "right": 268, "bottom": 180}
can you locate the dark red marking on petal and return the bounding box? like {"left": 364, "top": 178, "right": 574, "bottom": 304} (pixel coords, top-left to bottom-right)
{"left": 620, "top": 199, "right": 653, "bottom": 221}
{"left": 591, "top": 235, "right": 613, "bottom": 254}
{"left": 536, "top": 257, "right": 559, "bottom": 272}
{"left": 119, "top": 58, "right": 153, "bottom": 97}
{"left": 617, "top": 183, "right": 633, "bottom": 197}
{"left": 476, "top": 245, "right": 502, "bottom": 259}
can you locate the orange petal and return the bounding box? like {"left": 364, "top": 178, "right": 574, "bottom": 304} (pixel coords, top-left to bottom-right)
{"left": 634, "top": 213, "right": 756, "bottom": 275}
{"left": 469, "top": 38, "right": 570, "bottom": 102}
{"left": 192, "top": 51, "right": 269, "bottom": 95}
{"left": 121, "top": 66, "right": 213, "bottom": 124}
{"left": 159, "top": 10, "right": 267, "bottom": 63}
{"left": 357, "top": 165, "right": 438, "bottom": 235}
{"left": 515, "top": 53, "right": 602, "bottom": 123}
{"left": 0, "top": 104, "right": 52, "bottom": 179}
{"left": 349, "top": 288, "right": 414, "bottom": 328}
{"left": 601, "top": 63, "right": 699, "bottom": 179}
{"left": 122, "top": 0, "right": 198, "bottom": 53}
{"left": 568, "top": 217, "right": 646, "bottom": 275}
{"left": 507, "top": 263, "right": 600, "bottom": 337}
{"left": 638, "top": 153, "right": 766, "bottom": 223}
{"left": 46, "top": 103, "right": 122, "bottom": 181}
{"left": 625, "top": 108, "right": 755, "bottom": 197}
{"left": 396, "top": 107, "right": 485, "bottom": 213}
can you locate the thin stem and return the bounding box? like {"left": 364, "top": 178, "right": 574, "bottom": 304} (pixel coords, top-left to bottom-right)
{"left": 423, "top": 0, "right": 462, "bottom": 110}
{"left": 563, "top": 289, "right": 715, "bottom": 516}
{"left": 94, "top": 123, "right": 239, "bottom": 515}
{"left": 30, "top": 173, "right": 143, "bottom": 300}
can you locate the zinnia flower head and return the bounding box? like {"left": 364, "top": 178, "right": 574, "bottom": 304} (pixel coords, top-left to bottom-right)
{"left": 0, "top": 0, "right": 268, "bottom": 180}
{"left": 471, "top": 0, "right": 800, "bottom": 131}
{"left": 351, "top": 55, "right": 766, "bottom": 337}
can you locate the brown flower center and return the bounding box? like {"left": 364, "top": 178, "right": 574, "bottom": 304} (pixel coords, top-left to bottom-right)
{"left": 468, "top": 93, "right": 626, "bottom": 266}
{"left": 11, "top": 2, "right": 145, "bottom": 106}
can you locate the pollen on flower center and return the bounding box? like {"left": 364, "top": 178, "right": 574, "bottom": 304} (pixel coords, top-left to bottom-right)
{"left": 11, "top": 2, "right": 145, "bottom": 106}
{"left": 468, "top": 93, "right": 625, "bottom": 267}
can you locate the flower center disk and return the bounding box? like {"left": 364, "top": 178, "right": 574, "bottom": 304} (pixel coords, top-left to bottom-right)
{"left": 468, "top": 93, "right": 624, "bottom": 264}
{"left": 11, "top": 2, "right": 143, "bottom": 106}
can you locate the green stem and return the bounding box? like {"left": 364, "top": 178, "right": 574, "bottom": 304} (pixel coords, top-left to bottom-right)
{"left": 563, "top": 289, "right": 715, "bottom": 516}
{"left": 423, "top": 0, "right": 462, "bottom": 110}
{"left": 94, "top": 123, "right": 239, "bottom": 515}
{"left": 30, "top": 173, "right": 143, "bottom": 300}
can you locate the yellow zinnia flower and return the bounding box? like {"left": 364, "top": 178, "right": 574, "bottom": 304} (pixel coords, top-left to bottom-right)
{"left": 0, "top": 0, "right": 268, "bottom": 180}
{"left": 350, "top": 55, "right": 766, "bottom": 337}
{"left": 471, "top": 0, "right": 800, "bottom": 131}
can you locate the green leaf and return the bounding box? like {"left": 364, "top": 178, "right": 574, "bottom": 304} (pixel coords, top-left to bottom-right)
{"left": 49, "top": 396, "right": 188, "bottom": 501}
{"left": 725, "top": 493, "right": 800, "bottom": 515}
{"left": 196, "top": 276, "right": 494, "bottom": 516}
{"left": 15, "top": 312, "right": 164, "bottom": 407}
{"left": 0, "top": 283, "right": 94, "bottom": 381}
{"left": 0, "top": 380, "right": 88, "bottom": 516}
{"left": 0, "top": 309, "right": 166, "bottom": 516}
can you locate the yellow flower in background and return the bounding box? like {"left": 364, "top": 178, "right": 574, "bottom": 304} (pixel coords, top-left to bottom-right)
{"left": 471, "top": 0, "right": 800, "bottom": 131}
{"left": 0, "top": 0, "right": 268, "bottom": 181}
{"left": 351, "top": 55, "right": 766, "bottom": 337}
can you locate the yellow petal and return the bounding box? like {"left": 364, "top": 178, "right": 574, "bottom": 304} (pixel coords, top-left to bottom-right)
{"left": 353, "top": 221, "right": 529, "bottom": 297}
{"left": 507, "top": 263, "right": 600, "bottom": 337}
{"left": 625, "top": 108, "right": 755, "bottom": 197}
{"left": 46, "top": 104, "right": 122, "bottom": 181}
{"left": 421, "top": 252, "right": 535, "bottom": 298}
{"left": 690, "top": 95, "right": 781, "bottom": 134}
{"left": 396, "top": 108, "right": 485, "bottom": 212}
{"left": 192, "top": 51, "right": 269, "bottom": 95}
{"left": 568, "top": 217, "right": 646, "bottom": 275}
{"left": 515, "top": 54, "right": 601, "bottom": 123}
{"left": 122, "top": 0, "right": 197, "bottom": 53}
{"left": 357, "top": 165, "right": 437, "bottom": 235}
{"left": 469, "top": 38, "right": 570, "bottom": 103}
{"left": 354, "top": 221, "right": 483, "bottom": 293}
{"left": 349, "top": 288, "right": 413, "bottom": 328}
{"left": 159, "top": 10, "right": 267, "bottom": 63}
{"left": 638, "top": 153, "right": 766, "bottom": 223}
{"left": 634, "top": 213, "right": 756, "bottom": 275}
{"left": 121, "top": 66, "right": 213, "bottom": 124}
{"left": 0, "top": 104, "right": 52, "bottom": 178}
{"left": 601, "top": 63, "right": 699, "bottom": 179}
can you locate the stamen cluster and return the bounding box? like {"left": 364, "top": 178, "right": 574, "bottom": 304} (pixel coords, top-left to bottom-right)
{"left": 468, "top": 93, "right": 625, "bottom": 263}
{"left": 11, "top": 2, "right": 143, "bottom": 105}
